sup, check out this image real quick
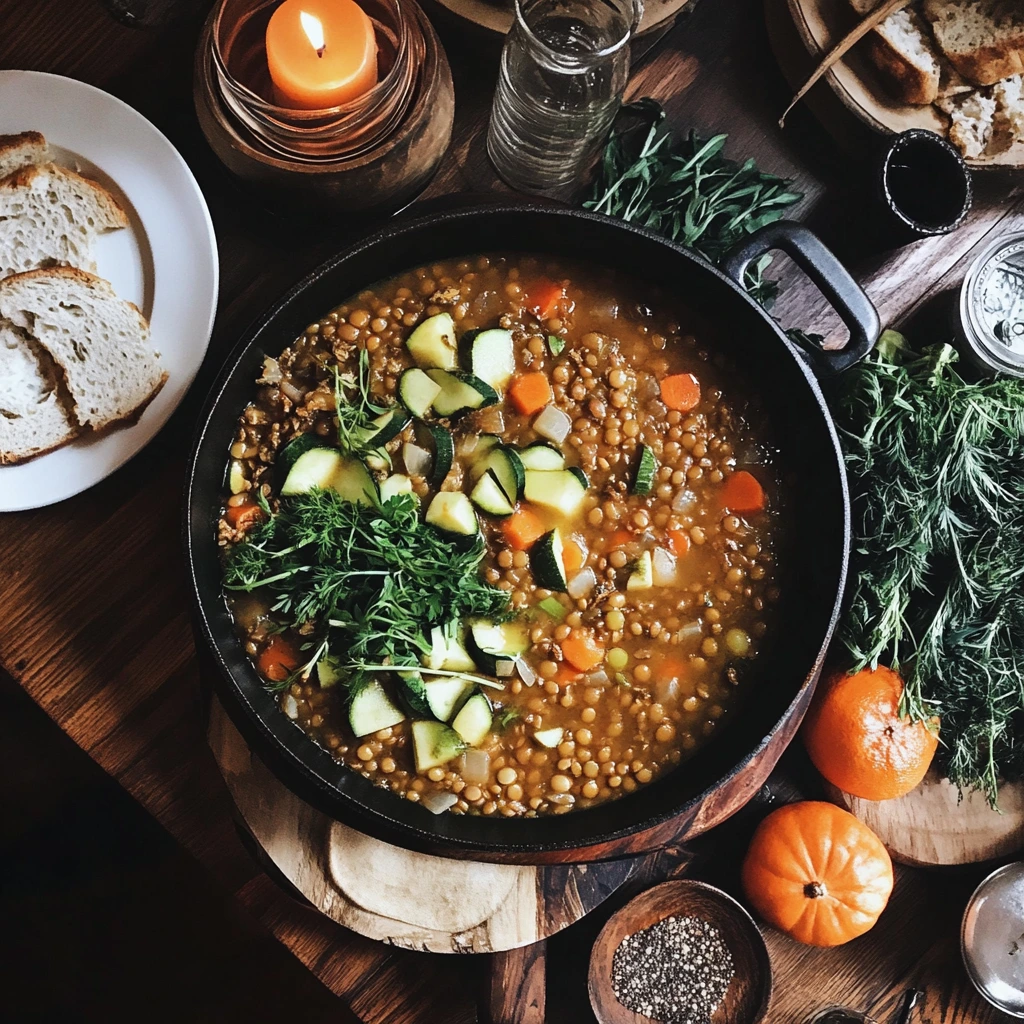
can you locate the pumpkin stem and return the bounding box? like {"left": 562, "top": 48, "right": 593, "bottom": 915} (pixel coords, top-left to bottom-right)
{"left": 804, "top": 881, "right": 827, "bottom": 899}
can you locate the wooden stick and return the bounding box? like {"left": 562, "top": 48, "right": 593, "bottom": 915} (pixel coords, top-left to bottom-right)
{"left": 779, "top": 0, "right": 913, "bottom": 128}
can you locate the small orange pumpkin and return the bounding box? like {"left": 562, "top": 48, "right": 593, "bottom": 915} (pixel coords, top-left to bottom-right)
{"left": 741, "top": 801, "right": 894, "bottom": 947}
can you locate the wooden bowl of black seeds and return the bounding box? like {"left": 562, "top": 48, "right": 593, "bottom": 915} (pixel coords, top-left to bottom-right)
{"left": 588, "top": 880, "right": 772, "bottom": 1024}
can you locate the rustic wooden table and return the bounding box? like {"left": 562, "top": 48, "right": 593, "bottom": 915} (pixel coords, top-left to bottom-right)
{"left": 1, "top": 0, "right": 1019, "bottom": 1021}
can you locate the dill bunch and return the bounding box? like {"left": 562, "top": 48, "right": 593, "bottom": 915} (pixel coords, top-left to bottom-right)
{"left": 585, "top": 99, "right": 804, "bottom": 306}
{"left": 831, "top": 331, "right": 1024, "bottom": 804}
{"left": 224, "top": 490, "right": 511, "bottom": 694}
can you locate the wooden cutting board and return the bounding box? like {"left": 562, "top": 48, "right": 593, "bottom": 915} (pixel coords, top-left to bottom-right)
{"left": 826, "top": 771, "right": 1024, "bottom": 867}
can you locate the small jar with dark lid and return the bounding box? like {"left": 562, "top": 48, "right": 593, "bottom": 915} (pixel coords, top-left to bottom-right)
{"left": 957, "top": 234, "right": 1024, "bottom": 378}
{"left": 873, "top": 129, "right": 973, "bottom": 246}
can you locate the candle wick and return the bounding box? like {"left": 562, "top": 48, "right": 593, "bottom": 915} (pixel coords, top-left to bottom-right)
{"left": 316, "top": 43, "right": 326, "bottom": 57}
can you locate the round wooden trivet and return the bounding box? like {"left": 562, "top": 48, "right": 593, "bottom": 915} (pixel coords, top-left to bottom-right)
{"left": 207, "top": 698, "right": 640, "bottom": 953}
{"left": 825, "top": 771, "right": 1024, "bottom": 867}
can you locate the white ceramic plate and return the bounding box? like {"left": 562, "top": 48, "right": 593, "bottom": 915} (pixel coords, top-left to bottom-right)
{"left": 0, "top": 70, "right": 218, "bottom": 512}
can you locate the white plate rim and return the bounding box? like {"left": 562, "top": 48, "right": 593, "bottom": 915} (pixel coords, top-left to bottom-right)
{"left": 0, "top": 69, "right": 219, "bottom": 512}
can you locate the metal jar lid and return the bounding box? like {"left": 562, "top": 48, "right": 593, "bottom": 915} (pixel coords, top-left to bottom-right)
{"left": 961, "top": 861, "right": 1024, "bottom": 1016}
{"left": 958, "top": 234, "right": 1024, "bottom": 377}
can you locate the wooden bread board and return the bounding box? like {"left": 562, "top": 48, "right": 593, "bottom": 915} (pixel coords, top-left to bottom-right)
{"left": 766, "top": 0, "right": 1024, "bottom": 171}
{"left": 826, "top": 770, "right": 1024, "bottom": 867}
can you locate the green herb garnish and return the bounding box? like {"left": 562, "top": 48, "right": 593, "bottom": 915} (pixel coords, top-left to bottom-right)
{"left": 334, "top": 348, "right": 390, "bottom": 460}
{"left": 494, "top": 706, "right": 523, "bottom": 730}
{"left": 585, "top": 99, "right": 803, "bottom": 306}
{"left": 831, "top": 331, "right": 1024, "bottom": 804}
{"left": 547, "top": 334, "right": 566, "bottom": 356}
{"left": 224, "top": 490, "right": 511, "bottom": 696}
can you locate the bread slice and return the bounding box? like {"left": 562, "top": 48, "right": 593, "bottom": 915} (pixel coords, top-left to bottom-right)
{"left": 923, "top": 0, "right": 1024, "bottom": 86}
{"left": 0, "top": 268, "right": 165, "bottom": 433}
{"left": 0, "top": 163, "right": 128, "bottom": 282}
{"left": 938, "top": 87, "right": 999, "bottom": 156}
{"left": 0, "top": 322, "right": 77, "bottom": 465}
{"left": 866, "top": 6, "right": 944, "bottom": 105}
{"left": 992, "top": 73, "right": 1024, "bottom": 144}
{"left": 0, "top": 131, "right": 48, "bottom": 180}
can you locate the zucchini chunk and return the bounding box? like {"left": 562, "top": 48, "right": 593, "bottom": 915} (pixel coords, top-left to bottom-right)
{"left": 330, "top": 456, "right": 379, "bottom": 505}
{"left": 380, "top": 474, "right": 415, "bottom": 503}
{"left": 317, "top": 654, "right": 343, "bottom": 689}
{"left": 426, "top": 369, "right": 499, "bottom": 418}
{"left": 413, "top": 421, "right": 454, "bottom": 484}
{"left": 398, "top": 368, "right": 442, "bottom": 418}
{"left": 398, "top": 670, "right": 432, "bottom": 718}
{"left": 275, "top": 432, "right": 323, "bottom": 486}
{"left": 462, "top": 328, "right": 515, "bottom": 391}
{"left": 349, "top": 680, "right": 407, "bottom": 737}
{"left": 412, "top": 720, "right": 466, "bottom": 772}
{"left": 425, "top": 491, "right": 478, "bottom": 536}
{"left": 406, "top": 313, "right": 458, "bottom": 370}
{"left": 518, "top": 441, "right": 566, "bottom": 472}
{"left": 485, "top": 446, "right": 526, "bottom": 502}
{"left": 356, "top": 408, "right": 410, "bottom": 448}
{"left": 467, "top": 619, "right": 530, "bottom": 674}
{"left": 523, "top": 468, "right": 588, "bottom": 517}
{"left": 470, "top": 469, "right": 515, "bottom": 517}
{"left": 533, "top": 727, "right": 563, "bottom": 748}
{"left": 627, "top": 549, "right": 654, "bottom": 591}
{"left": 280, "top": 447, "right": 342, "bottom": 496}
{"left": 452, "top": 692, "right": 493, "bottom": 747}
{"left": 423, "top": 624, "right": 477, "bottom": 672}
{"left": 632, "top": 444, "right": 657, "bottom": 495}
{"left": 422, "top": 677, "right": 475, "bottom": 722}
{"left": 531, "top": 529, "right": 568, "bottom": 591}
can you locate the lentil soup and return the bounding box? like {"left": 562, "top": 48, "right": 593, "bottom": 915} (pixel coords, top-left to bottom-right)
{"left": 219, "top": 254, "right": 781, "bottom": 819}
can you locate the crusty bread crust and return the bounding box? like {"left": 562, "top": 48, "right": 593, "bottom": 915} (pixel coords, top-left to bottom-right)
{"left": 866, "top": 32, "right": 940, "bottom": 104}
{"left": 0, "top": 162, "right": 129, "bottom": 230}
{"left": 923, "top": 0, "right": 1024, "bottom": 87}
{"left": 0, "top": 425, "right": 81, "bottom": 466}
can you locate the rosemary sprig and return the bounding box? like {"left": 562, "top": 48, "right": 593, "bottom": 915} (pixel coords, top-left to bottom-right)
{"left": 830, "top": 331, "right": 1024, "bottom": 804}
{"left": 585, "top": 99, "right": 804, "bottom": 306}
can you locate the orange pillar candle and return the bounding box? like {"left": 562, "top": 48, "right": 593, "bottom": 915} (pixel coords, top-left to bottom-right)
{"left": 266, "top": 0, "right": 379, "bottom": 110}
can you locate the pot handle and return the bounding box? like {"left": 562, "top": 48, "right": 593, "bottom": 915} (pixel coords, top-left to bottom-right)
{"left": 720, "top": 221, "right": 880, "bottom": 375}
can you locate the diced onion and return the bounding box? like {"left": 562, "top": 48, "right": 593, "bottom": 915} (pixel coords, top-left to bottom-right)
{"left": 676, "top": 620, "right": 703, "bottom": 644}
{"left": 652, "top": 547, "right": 678, "bottom": 587}
{"left": 587, "top": 668, "right": 609, "bottom": 687}
{"left": 462, "top": 748, "right": 491, "bottom": 784}
{"left": 672, "top": 489, "right": 697, "bottom": 513}
{"left": 567, "top": 567, "right": 597, "bottom": 599}
{"left": 516, "top": 658, "right": 537, "bottom": 687}
{"left": 549, "top": 792, "right": 575, "bottom": 806}
{"left": 458, "top": 434, "right": 479, "bottom": 457}
{"left": 656, "top": 676, "right": 680, "bottom": 703}
{"left": 259, "top": 356, "right": 282, "bottom": 383}
{"left": 282, "top": 695, "right": 299, "bottom": 720}
{"left": 495, "top": 659, "right": 517, "bottom": 677}
{"left": 475, "top": 405, "right": 505, "bottom": 434}
{"left": 402, "top": 442, "right": 432, "bottom": 477}
{"left": 421, "top": 791, "right": 458, "bottom": 815}
{"left": 533, "top": 405, "right": 572, "bottom": 444}
{"left": 280, "top": 379, "right": 305, "bottom": 404}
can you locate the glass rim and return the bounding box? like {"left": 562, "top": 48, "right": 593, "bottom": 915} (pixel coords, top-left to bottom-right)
{"left": 512, "top": 0, "right": 640, "bottom": 64}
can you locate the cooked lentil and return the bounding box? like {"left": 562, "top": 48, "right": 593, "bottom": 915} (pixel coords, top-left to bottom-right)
{"left": 220, "top": 255, "right": 781, "bottom": 817}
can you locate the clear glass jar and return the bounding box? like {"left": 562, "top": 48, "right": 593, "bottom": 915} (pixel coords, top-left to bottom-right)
{"left": 487, "top": 0, "right": 640, "bottom": 195}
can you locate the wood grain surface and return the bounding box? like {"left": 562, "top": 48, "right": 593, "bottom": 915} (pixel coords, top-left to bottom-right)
{"left": 826, "top": 773, "right": 1024, "bottom": 868}
{"left": 0, "top": 0, "right": 1019, "bottom": 1020}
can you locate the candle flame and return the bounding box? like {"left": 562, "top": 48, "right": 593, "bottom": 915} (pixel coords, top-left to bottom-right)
{"left": 299, "top": 11, "right": 326, "bottom": 57}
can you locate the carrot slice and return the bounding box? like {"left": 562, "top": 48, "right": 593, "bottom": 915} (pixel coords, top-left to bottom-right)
{"left": 257, "top": 635, "right": 300, "bottom": 683}
{"left": 721, "top": 470, "right": 766, "bottom": 513}
{"left": 225, "top": 501, "right": 264, "bottom": 532}
{"left": 667, "top": 529, "right": 691, "bottom": 557}
{"left": 561, "top": 632, "right": 605, "bottom": 673}
{"left": 501, "top": 506, "right": 547, "bottom": 551}
{"left": 660, "top": 373, "right": 701, "bottom": 412}
{"left": 606, "top": 529, "right": 633, "bottom": 550}
{"left": 562, "top": 538, "right": 586, "bottom": 575}
{"left": 527, "top": 279, "right": 566, "bottom": 320}
{"left": 555, "top": 665, "right": 581, "bottom": 685}
{"left": 655, "top": 656, "right": 688, "bottom": 683}
{"left": 508, "top": 373, "right": 553, "bottom": 416}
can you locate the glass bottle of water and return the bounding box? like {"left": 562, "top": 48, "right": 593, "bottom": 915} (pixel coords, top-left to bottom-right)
{"left": 487, "top": 0, "right": 640, "bottom": 195}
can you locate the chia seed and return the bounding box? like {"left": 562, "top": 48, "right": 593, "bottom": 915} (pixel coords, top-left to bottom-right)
{"left": 610, "top": 914, "right": 735, "bottom": 1024}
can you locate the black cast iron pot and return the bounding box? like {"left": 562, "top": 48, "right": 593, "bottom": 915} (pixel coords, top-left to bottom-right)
{"left": 186, "top": 205, "right": 879, "bottom": 864}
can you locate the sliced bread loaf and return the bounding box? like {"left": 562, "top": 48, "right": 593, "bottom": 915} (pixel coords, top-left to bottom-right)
{"left": 0, "top": 322, "right": 77, "bottom": 465}
{"left": 0, "top": 163, "right": 128, "bottom": 281}
{"left": 0, "top": 131, "right": 48, "bottom": 180}
{"left": 923, "top": 0, "right": 1024, "bottom": 86}
{"left": 938, "top": 87, "right": 999, "bottom": 156}
{"left": 0, "top": 268, "right": 165, "bottom": 433}
{"left": 866, "top": 6, "right": 944, "bottom": 105}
